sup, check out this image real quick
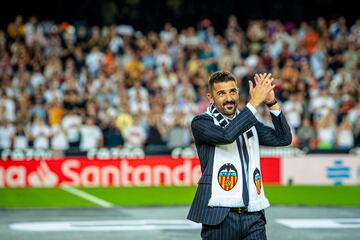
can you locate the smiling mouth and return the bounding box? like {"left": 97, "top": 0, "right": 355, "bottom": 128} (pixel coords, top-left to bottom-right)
{"left": 224, "top": 103, "right": 235, "bottom": 109}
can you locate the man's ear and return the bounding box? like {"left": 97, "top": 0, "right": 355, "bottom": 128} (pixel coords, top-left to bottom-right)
{"left": 207, "top": 92, "right": 214, "bottom": 104}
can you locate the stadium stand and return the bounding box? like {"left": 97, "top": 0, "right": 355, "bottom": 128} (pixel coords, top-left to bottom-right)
{"left": 0, "top": 15, "right": 359, "bottom": 155}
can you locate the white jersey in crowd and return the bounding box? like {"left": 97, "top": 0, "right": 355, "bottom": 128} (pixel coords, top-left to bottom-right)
{"left": 51, "top": 124, "right": 69, "bottom": 150}
{"left": 79, "top": 125, "right": 102, "bottom": 151}
{"left": 0, "top": 124, "right": 15, "bottom": 148}
{"left": 62, "top": 114, "right": 82, "bottom": 143}
{"left": 31, "top": 124, "right": 50, "bottom": 148}
{"left": 13, "top": 135, "right": 28, "bottom": 149}
{"left": 123, "top": 125, "right": 146, "bottom": 147}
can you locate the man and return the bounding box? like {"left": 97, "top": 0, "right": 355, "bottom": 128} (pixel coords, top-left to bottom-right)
{"left": 187, "top": 71, "right": 292, "bottom": 239}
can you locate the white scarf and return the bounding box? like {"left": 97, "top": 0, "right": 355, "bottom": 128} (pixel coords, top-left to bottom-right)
{"left": 206, "top": 104, "right": 270, "bottom": 212}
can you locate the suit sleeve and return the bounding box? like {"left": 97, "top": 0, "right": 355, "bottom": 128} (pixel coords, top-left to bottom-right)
{"left": 191, "top": 107, "right": 258, "bottom": 145}
{"left": 255, "top": 112, "right": 292, "bottom": 146}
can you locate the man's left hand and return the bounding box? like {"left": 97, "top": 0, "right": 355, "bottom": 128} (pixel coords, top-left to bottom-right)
{"left": 254, "top": 73, "right": 276, "bottom": 104}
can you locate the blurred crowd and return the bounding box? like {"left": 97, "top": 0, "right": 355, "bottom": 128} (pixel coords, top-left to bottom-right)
{"left": 0, "top": 15, "right": 359, "bottom": 153}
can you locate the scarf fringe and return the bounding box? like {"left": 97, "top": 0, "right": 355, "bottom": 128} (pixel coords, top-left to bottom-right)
{"left": 208, "top": 196, "right": 245, "bottom": 207}
{"left": 247, "top": 198, "right": 270, "bottom": 212}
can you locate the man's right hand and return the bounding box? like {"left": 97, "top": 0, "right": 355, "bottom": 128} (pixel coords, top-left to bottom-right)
{"left": 248, "top": 73, "right": 275, "bottom": 108}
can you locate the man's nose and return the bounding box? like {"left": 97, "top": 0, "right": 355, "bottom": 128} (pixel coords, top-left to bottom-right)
{"left": 225, "top": 93, "right": 233, "bottom": 101}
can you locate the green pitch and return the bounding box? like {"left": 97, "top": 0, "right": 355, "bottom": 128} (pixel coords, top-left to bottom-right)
{"left": 0, "top": 185, "right": 359, "bottom": 208}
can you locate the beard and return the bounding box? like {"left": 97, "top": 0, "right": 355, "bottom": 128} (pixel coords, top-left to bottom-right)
{"left": 216, "top": 100, "right": 237, "bottom": 117}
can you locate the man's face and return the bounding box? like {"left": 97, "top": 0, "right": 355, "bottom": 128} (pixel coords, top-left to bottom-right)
{"left": 208, "top": 81, "right": 239, "bottom": 117}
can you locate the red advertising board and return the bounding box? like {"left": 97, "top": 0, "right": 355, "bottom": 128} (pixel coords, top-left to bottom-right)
{"left": 0, "top": 156, "right": 280, "bottom": 188}
{"left": 260, "top": 157, "right": 280, "bottom": 184}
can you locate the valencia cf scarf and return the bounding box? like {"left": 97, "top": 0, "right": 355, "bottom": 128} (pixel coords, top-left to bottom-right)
{"left": 206, "top": 104, "right": 270, "bottom": 212}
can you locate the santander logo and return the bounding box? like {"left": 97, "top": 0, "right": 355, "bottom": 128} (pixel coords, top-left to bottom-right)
{"left": 28, "top": 161, "right": 59, "bottom": 187}
{"left": 60, "top": 159, "right": 201, "bottom": 187}
{"left": 0, "top": 157, "right": 202, "bottom": 188}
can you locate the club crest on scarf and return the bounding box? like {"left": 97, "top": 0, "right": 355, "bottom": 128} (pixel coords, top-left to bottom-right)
{"left": 217, "top": 163, "right": 238, "bottom": 191}
{"left": 253, "top": 168, "right": 262, "bottom": 195}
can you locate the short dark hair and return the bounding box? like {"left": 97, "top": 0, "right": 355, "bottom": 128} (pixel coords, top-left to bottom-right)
{"left": 208, "top": 71, "right": 237, "bottom": 91}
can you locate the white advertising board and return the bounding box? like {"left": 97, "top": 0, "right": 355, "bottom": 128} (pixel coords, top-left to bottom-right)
{"left": 281, "top": 155, "right": 360, "bottom": 185}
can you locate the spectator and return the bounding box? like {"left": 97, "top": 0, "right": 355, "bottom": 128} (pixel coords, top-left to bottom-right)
{"left": 297, "top": 118, "right": 316, "bottom": 150}
{"left": 160, "top": 22, "right": 176, "bottom": 43}
{"left": 73, "top": 47, "right": 86, "bottom": 73}
{"left": 62, "top": 109, "right": 82, "bottom": 148}
{"left": 225, "top": 15, "right": 242, "bottom": 39}
{"left": 79, "top": 117, "right": 103, "bottom": 151}
{"left": 145, "top": 111, "right": 167, "bottom": 147}
{"left": 7, "top": 15, "right": 26, "bottom": 40}
{"left": 302, "top": 25, "right": 319, "bottom": 54}
{"left": 123, "top": 114, "right": 146, "bottom": 148}
{"left": 85, "top": 46, "right": 104, "bottom": 76}
{"left": 0, "top": 90, "right": 16, "bottom": 123}
{"left": 0, "top": 120, "right": 15, "bottom": 149}
{"left": 109, "top": 24, "right": 123, "bottom": 55}
{"left": 283, "top": 93, "right": 303, "bottom": 132}
{"left": 245, "top": 49, "right": 260, "bottom": 71}
{"left": 102, "top": 118, "right": 124, "bottom": 148}
{"left": 198, "top": 42, "right": 217, "bottom": 72}
{"left": 50, "top": 122, "right": 69, "bottom": 151}
{"left": 26, "top": 18, "right": 47, "bottom": 48}
{"left": 128, "top": 79, "right": 148, "bottom": 101}
{"left": 63, "top": 89, "right": 85, "bottom": 112}
{"left": 47, "top": 99, "right": 63, "bottom": 127}
{"left": 179, "top": 27, "right": 200, "bottom": 47}
{"left": 30, "top": 115, "right": 50, "bottom": 149}
{"left": 155, "top": 41, "right": 172, "bottom": 72}
{"left": 44, "top": 79, "right": 63, "bottom": 103}
{"left": 165, "top": 110, "right": 192, "bottom": 149}
{"left": 128, "top": 80, "right": 149, "bottom": 115}
{"left": 336, "top": 118, "right": 354, "bottom": 149}
{"left": 125, "top": 53, "right": 144, "bottom": 81}
{"left": 310, "top": 41, "right": 326, "bottom": 80}
{"left": 29, "top": 94, "right": 47, "bottom": 121}
{"left": 343, "top": 43, "right": 358, "bottom": 71}
{"left": 12, "top": 125, "right": 28, "bottom": 149}
{"left": 309, "top": 88, "right": 336, "bottom": 121}
{"left": 115, "top": 104, "right": 133, "bottom": 135}
{"left": 347, "top": 102, "right": 360, "bottom": 126}
{"left": 316, "top": 111, "right": 336, "bottom": 149}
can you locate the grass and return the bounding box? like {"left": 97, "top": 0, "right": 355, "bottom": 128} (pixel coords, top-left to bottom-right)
{"left": 82, "top": 186, "right": 197, "bottom": 206}
{"left": 0, "top": 185, "right": 359, "bottom": 208}
{"left": 0, "top": 187, "right": 97, "bottom": 208}
{"left": 265, "top": 185, "right": 360, "bottom": 206}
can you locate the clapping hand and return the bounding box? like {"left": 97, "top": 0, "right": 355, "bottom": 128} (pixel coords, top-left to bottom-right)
{"left": 248, "top": 73, "right": 275, "bottom": 108}
{"left": 254, "top": 73, "right": 276, "bottom": 104}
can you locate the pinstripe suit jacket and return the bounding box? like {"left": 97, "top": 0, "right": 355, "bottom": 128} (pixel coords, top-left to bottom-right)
{"left": 187, "top": 107, "right": 292, "bottom": 226}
